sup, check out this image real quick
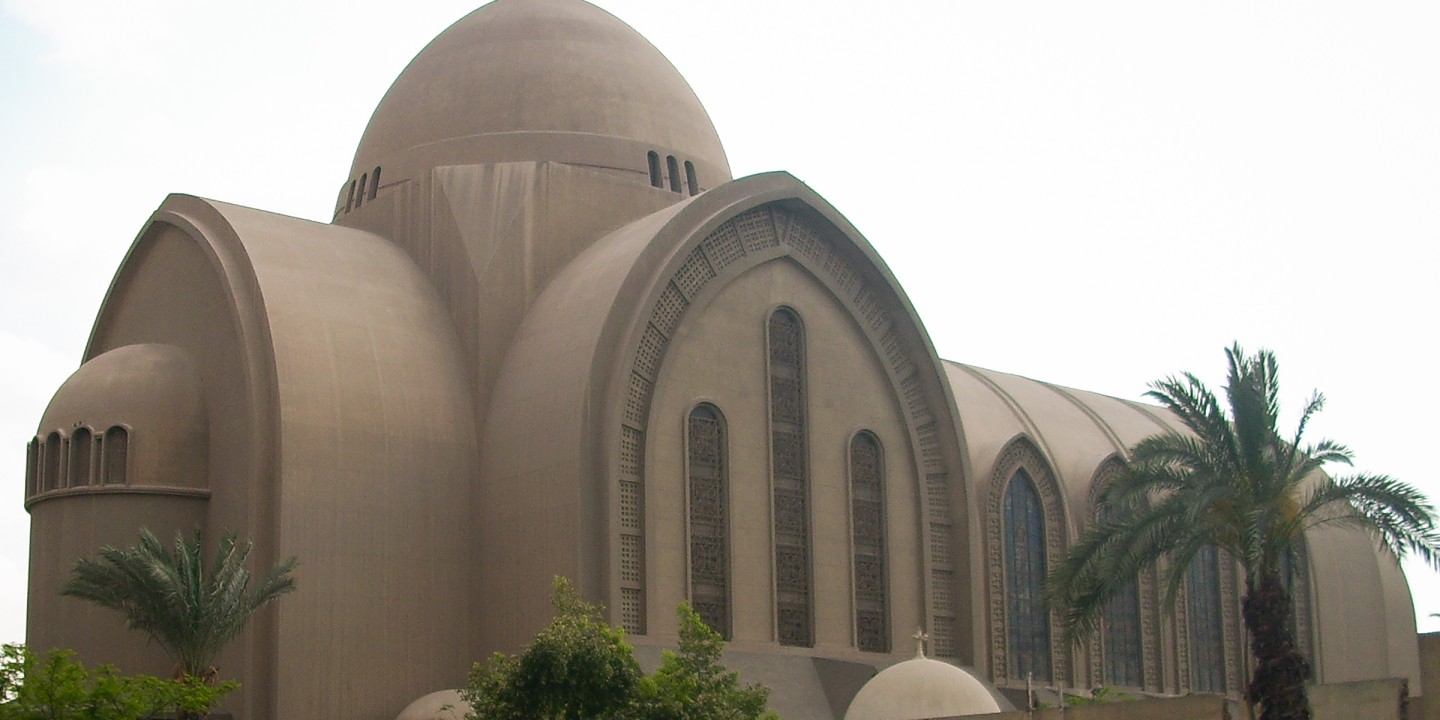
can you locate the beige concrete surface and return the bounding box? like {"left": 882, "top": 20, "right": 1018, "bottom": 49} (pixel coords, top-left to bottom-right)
{"left": 22, "top": 1, "right": 1425, "bottom": 718}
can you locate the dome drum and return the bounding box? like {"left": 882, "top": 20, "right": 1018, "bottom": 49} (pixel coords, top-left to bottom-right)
{"left": 341, "top": 0, "right": 730, "bottom": 220}
{"left": 334, "top": 132, "right": 727, "bottom": 220}
{"left": 29, "top": 343, "right": 210, "bottom": 507}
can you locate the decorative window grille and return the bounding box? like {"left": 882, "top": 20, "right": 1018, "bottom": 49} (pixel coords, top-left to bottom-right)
{"left": 687, "top": 404, "right": 729, "bottom": 638}
{"left": 1004, "top": 470, "right": 1051, "bottom": 681}
{"left": 851, "top": 432, "right": 888, "bottom": 652}
{"left": 1186, "top": 546, "right": 1226, "bottom": 693}
{"left": 768, "top": 309, "right": 811, "bottom": 647}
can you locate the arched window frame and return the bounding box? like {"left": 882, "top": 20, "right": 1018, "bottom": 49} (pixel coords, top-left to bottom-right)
{"left": 1004, "top": 469, "right": 1052, "bottom": 683}
{"left": 849, "top": 430, "right": 888, "bottom": 652}
{"left": 985, "top": 438, "right": 1067, "bottom": 686}
{"left": 647, "top": 151, "right": 663, "bottom": 188}
{"left": 69, "top": 426, "right": 94, "bottom": 487}
{"left": 767, "top": 306, "right": 812, "bottom": 647}
{"left": 1282, "top": 539, "right": 1316, "bottom": 672}
{"left": 26, "top": 437, "right": 40, "bottom": 497}
{"left": 684, "top": 160, "right": 699, "bottom": 196}
{"left": 1182, "top": 545, "right": 1228, "bottom": 693}
{"left": 666, "top": 155, "right": 682, "bottom": 194}
{"left": 369, "top": 166, "right": 381, "bottom": 201}
{"left": 103, "top": 425, "right": 130, "bottom": 485}
{"left": 685, "top": 402, "right": 731, "bottom": 639}
{"left": 1086, "top": 457, "right": 1152, "bottom": 690}
{"left": 43, "top": 431, "right": 63, "bottom": 493}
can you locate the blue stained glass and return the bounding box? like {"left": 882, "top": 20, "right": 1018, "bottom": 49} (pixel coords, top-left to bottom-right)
{"left": 1186, "top": 546, "right": 1226, "bottom": 693}
{"left": 1102, "top": 579, "right": 1142, "bottom": 687}
{"left": 1098, "top": 503, "right": 1143, "bottom": 688}
{"left": 1004, "top": 470, "right": 1051, "bottom": 682}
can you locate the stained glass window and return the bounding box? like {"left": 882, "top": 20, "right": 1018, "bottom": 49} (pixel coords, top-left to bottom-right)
{"left": 1186, "top": 545, "right": 1226, "bottom": 693}
{"left": 1004, "top": 470, "right": 1051, "bottom": 681}
{"left": 1098, "top": 504, "right": 1142, "bottom": 687}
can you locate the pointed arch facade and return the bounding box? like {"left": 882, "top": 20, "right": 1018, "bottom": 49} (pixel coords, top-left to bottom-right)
{"left": 575, "top": 173, "right": 970, "bottom": 658}
{"left": 985, "top": 436, "right": 1068, "bottom": 686}
{"left": 1083, "top": 456, "right": 1161, "bottom": 691}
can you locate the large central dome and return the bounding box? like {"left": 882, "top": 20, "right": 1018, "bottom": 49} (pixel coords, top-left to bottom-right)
{"left": 347, "top": 0, "right": 730, "bottom": 184}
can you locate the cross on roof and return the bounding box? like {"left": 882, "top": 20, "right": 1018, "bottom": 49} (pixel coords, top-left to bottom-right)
{"left": 912, "top": 627, "right": 929, "bottom": 658}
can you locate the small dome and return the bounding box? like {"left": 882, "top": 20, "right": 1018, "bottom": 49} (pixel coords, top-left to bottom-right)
{"left": 37, "top": 343, "right": 207, "bottom": 489}
{"left": 395, "top": 690, "right": 465, "bottom": 720}
{"left": 41, "top": 344, "right": 205, "bottom": 437}
{"left": 845, "top": 654, "right": 1003, "bottom": 720}
{"left": 349, "top": 0, "right": 730, "bottom": 183}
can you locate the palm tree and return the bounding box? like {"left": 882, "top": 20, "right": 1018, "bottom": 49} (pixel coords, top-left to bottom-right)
{"left": 63, "top": 528, "right": 298, "bottom": 682}
{"left": 1048, "top": 344, "right": 1440, "bottom": 720}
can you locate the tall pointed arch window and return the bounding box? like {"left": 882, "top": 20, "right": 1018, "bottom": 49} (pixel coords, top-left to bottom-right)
{"left": 687, "top": 404, "right": 730, "bottom": 638}
{"left": 768, "top": 308, "right": 812, "bottom": 647}
{"left": 1098, "top": 501, "right": 1142, "bottom": 687}
{"left": 1186, "top": 545, "right": 1226, "bottom": 693}
{"left": 850, "top": 431, "right": 888, "bottom": 652}
{"left": 1004, "top": 469, "right": 1051, "bottom": 681}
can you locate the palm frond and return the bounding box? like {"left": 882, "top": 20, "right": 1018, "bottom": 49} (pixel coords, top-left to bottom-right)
{"left": 63, "top": 528, "right": 298, "bottom": 679}
{"left": 1049, "top": 341, "right": 1439, "bottom": 718}
{"left": 1301, "top": 473, "right": 1440, "bottom": 570}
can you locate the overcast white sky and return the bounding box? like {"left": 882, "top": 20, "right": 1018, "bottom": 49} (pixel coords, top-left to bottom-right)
{"left": 1, "top": 0, "right": 1436, "bottom": 649}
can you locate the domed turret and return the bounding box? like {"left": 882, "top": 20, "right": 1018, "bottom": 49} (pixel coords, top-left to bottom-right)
{"left": 341, "top": 0, "right": 730, "bottom": 210}
{"left": 30, "top": 343, "right": 207, "bottom": 499}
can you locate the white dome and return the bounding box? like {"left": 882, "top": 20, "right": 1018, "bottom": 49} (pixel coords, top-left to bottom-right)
{"left": 395, "top": 690, "right": 466, "bottom": 720}
{"left": 844, "top": 656, "right": 1002, "bottom": 720}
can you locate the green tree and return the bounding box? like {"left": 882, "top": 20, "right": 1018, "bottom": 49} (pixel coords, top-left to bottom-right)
{"left": 62, "top": 528, "right": 297, "bottom": 686}
{"left": 632, "top": 604, "right": 774, "bottom": 720}
{"left": 0, "top": 644, "right": 236, "bottom": 720}
{"left": 1048, "top": 344, "right": 1440, "bottom": 720}
{"left": 462, "top": 580, "right": 775, "bottom": 720}
{"left": 463, "top": 577, "right": 641, "bottom": 720}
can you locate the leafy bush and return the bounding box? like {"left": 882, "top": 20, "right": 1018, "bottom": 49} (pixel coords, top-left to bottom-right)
{"left": 0, "top": 644, "right": 235, "bottom": 720}
{"left": 462, "top": 579, "right": 774, "bottom": 720}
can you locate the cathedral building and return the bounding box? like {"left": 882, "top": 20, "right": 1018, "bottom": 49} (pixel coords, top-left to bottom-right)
{"left": 22, "top": 1, "right": 1420, "bottom": 718}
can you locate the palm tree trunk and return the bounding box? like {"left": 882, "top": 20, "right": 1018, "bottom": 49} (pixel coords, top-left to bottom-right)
{"left": 1243, "top": 572, "right": 1312, "bottom": 720}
